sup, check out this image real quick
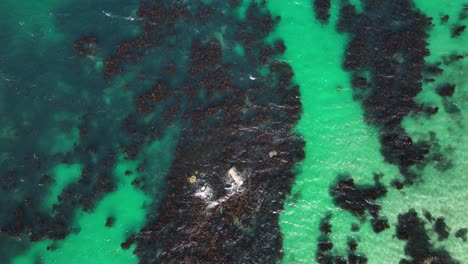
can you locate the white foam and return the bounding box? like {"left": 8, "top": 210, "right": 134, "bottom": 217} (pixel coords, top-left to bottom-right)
{"left": 193, "top": 168, "right": 247, "bottom": 209}
{"left": 102, "top": 10, "right": 140, "bottom": 22}
{"left": 194, "top": 185, "right": 213, "bottom": 200}
{"left": 102, "top": 11, "right": 112, "bottom": 17}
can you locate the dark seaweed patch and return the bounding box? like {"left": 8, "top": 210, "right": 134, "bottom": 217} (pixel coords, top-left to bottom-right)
{"left": 316, "top": 252, "right": 334, "bottom": 264}
{"left": 121, "top": 234, "right": 135, "bottom": 250}
{"left": 95, "top": 1, "right": 306, "bottom": 263}
{"left": 330, "top": 174, "right": 386, "bottom": 215}
{"left": 436, "top": 84, "right": 456, "bottom": 97}
{"left": 441, "top": 15, "right": 450, "bottom": 24}
{"left": 396, "top": 210, "right": 459, "bottom": 264}
{"left": 451, "top": 25, "right": 466, "bottom": 38}
{"left": 370, "top": 217, "right": 390, "bottom": 233}
{"left": 320, "top": 212, "right": 332, "bottom": 235}
{"left": 348, "top": 253, "right": 368, "bottom": 264}
{"left": 315, "top": 213, "right": 368, "bottom": 264}
{"left": 433, "top": 217, "right": 450, "bottom": 241}
{"left": 443, "top": 99, "right": 461, "bottom": 114}
{"left": 414, "top": 103, "right": 439, "bottom": 116}
{"left": 330, "top": 173, "right": 389, "bottom": 234}
{"left": 425, "top": 64, "right": 444, "bottom": 76}
{"left": 315, "top": 213, "right": 352, "bottom": 264}
{"left": 347, "top": 238, "right": 358, "bottom": 252}
{"left": 105, "top": 216, "right": 115, "bottom": 227}
{"left": 391, "top": 179, "right": 404, "bottom": 190}
{"left": 455, "top": 228, "right": 467, "bottom": 241}
{"left": 335, "top": 256, "right": 347, "bottom": 264}
{"left": 423, "top": 132, "right": 453, "bottom": 171}
{"left": 318, "top": 237, "right": 333, "bottom": 251}
{"left": 313, "top": 0, "right": 331, "bottom": 23}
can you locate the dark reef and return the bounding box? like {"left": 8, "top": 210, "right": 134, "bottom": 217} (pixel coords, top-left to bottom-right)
{"left": 97, "top": 1, "right": 305, "bottom": 263}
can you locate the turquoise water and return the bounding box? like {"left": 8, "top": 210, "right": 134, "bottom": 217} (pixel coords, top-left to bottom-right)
{"left": 0, "top": 0, "right": 467, "bottom": 263}
{"left": 269, "top": 0, "right": 468, "bottom": 263}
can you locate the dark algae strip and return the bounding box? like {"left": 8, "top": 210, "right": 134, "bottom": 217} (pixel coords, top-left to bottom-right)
{"left": 336, "top": 0, "right": 437, "bottom": 185}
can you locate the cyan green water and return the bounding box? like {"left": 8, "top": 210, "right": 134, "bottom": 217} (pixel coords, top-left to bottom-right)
{"left": 0, "top": 0, "right": 467, "bottom": 263}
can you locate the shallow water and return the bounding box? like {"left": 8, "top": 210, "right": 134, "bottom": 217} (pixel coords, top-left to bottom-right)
{"left": 0, "top": 0, "right": 466, "bottom": 263}
{"left": 269, "top": 0, "right": 468, "bottom": 262}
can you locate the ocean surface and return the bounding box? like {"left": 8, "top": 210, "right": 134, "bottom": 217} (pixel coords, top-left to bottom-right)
{"left": 0, "top": 0, "right": 466, "bottom": 263}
